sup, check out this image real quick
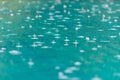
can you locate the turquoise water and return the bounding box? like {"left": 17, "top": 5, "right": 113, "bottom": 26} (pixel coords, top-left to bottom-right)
{"left": 1, "top": 0, "right": 120, "bottom": 80}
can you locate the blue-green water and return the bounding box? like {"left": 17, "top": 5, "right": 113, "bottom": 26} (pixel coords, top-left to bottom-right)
{"left": 1, "top": 0, "right": 120, "bottom": 80}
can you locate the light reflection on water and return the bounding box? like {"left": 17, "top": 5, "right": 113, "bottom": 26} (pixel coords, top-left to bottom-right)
{"left": 0, "top": 0, "right": 120, "bottom": 80}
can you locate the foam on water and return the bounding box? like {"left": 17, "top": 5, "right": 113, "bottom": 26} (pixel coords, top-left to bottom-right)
{"left": 9, "top": 50, "right": 21, "bottom": 55}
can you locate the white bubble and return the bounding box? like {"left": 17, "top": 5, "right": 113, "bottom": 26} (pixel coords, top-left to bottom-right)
{"left": 64, "top": 67, "right": 79, "bottom": 73}
{"left": 91, "top": 76, "right": 102, "bottom": 80}
{"left": 9, "top": 50, "right": 21, "bottom": 55}
{"left": 92, "top": 47, "right": 97, "bottom": 51}
{"left": 58, "top": 72, "right": 68, "bottom": 79}
{"left": 80, "top": 50, "right": 85, "bottom": 53}
{"left": 28, "top": 59, "right": 34, "bottom": 67}
{"left": 10, "top": 13, "right": 14, "bottom": 16}
{"left": 74, "top": 61, "right": 81, "bottom": 66}
{"left": 86, "top": 37, "right": 90, "bottom": 41}
{"left": 115, "top": 55, "right": 120, "bottom": 59}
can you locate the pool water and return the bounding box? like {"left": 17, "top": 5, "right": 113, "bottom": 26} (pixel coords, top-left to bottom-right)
{"left": 0, "top": 0, "right": 120, "bottom": 80}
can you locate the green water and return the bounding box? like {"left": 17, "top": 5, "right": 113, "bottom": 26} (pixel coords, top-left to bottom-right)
{"left": 1, "top": 0, "right": 120, "bottom": 80}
